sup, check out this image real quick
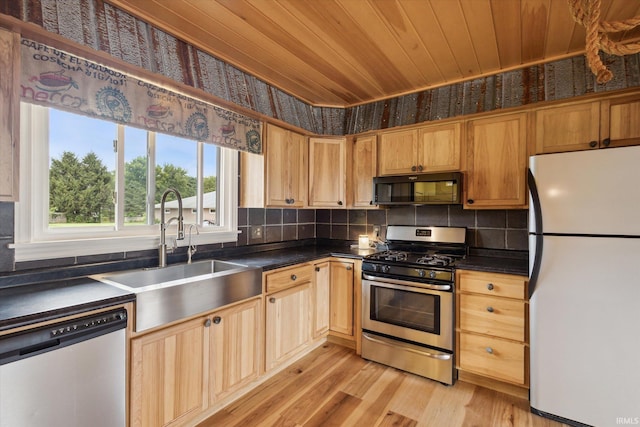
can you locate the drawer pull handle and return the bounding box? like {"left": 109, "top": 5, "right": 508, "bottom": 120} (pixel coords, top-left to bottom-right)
{"left": 269, "top": 297, "right": 276, "bottom": 303}
{"left": 213, "top": 316, "right": 221, "bottom": 324}
{"left": 486, "top": 347, "right": 494, "bottom": 354}
{"left": 486, "top": 306, "right": 494, "bottom": 313}
{"left": 291, "top": 274, "right": 297, "bottom": 281}
{"left": 487, "top": 283, "right": 494, "bottom": 291}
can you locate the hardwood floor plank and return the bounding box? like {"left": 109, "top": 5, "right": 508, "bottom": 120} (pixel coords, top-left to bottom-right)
{"left": 375, "top": 411, "right": 418, "bottom": 427}
{"left": 198, "top": 343, "right": 567, "bottom": 427}
{"left": 303, "top": 391, "right": 362, "bottom": 427}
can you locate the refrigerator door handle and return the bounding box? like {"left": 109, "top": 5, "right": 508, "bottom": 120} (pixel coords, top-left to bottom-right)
{"left": 528, "top": 168, "right": 543, "bottom": 298}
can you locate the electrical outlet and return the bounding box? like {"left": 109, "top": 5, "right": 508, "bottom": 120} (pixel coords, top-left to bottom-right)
{"left": 251, "top": 226, "right": 263, "bottom": 239}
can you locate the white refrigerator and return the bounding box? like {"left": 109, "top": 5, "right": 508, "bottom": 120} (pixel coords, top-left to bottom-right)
{"left": 529, "top": 146, "right": 640, "bottom": 427}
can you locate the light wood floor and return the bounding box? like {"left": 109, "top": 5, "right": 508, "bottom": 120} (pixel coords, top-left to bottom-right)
{"left": 198, "top": 343, "right": 565, "bottom": 427}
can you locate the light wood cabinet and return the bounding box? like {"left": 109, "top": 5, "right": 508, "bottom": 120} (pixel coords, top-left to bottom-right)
{"left": 130, "top": 298, "right": 262, "bottom": 427}
{"left": 0, "top": 28, "right": 20, "bottom": 202}
{"left": 308, "top": 137, "right": 347, "bottom": 208}
{"left": 239, "top": 151, "right": 264, "bottom": 208}
{"left": 378, "top": 122, "right": 461, "bottom": 176}
{"left": 209, "top": 298, "right": 261, "bottom": 403}
{"left": 535, "top": 93, "right": 640, "bottom": 154}
{"left": 350, "top": 134, "right": 377, "bottom": 208}
{"left": 329, "top": 260, "right": 354, "bottom": 337}
{"left": 264, "top": 263, "right": 313, "bottom": 371}
{"left": 131, "top": 316, "right": 206, "bottom": 427}
{"left": 456, "top": 270, "right": 529, "bottom": 391}
{"left": 265, "top": 124, "right": 307, "bottom": 207}
{"left": 313, "top": 261, "right": 331, "bottom": 337}
{"left": 465, "top": 112, "right": 528, "bottom": 209}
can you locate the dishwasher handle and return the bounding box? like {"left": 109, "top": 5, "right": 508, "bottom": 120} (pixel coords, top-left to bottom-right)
{"left": 0, "top": 308, "right": 127, "bottom": 366}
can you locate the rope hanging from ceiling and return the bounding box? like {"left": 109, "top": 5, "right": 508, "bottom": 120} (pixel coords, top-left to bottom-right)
{"left": 568, "top": 0, "right": 640, "bottom": 84}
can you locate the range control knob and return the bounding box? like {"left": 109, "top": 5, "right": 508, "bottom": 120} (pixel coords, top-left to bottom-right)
{"left": 429, "top": 271, "right": 437, "bottom": 279}
{"left": 417, "top": 269, "right": 426, "bottom": 278}
{"left": 381, "top": 265, "right": 391, "bottom": 273}
{"left": 370, "top": 264, "right": 379, "bottom": 272}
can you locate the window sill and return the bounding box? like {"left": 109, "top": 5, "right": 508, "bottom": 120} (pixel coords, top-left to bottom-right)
{"left": 10, "top": 231, "right": 240, "bottom": 263}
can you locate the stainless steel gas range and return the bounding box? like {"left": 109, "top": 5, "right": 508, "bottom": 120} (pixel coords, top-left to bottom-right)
{"left": 361, "top": 225, "right": 466, "bottom": 385}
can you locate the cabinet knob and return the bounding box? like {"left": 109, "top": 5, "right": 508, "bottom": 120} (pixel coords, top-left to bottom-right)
{"left": 486, "top": 306, "right": 494, "bottom": 313}
{"left": 602, "top": 137, "right": 611, "bottom": 147}
{"left": 213, "top": 316, "right": 221, "bottom": 324}
{"left": 291, "top": 274, "right": 297, "bottom": 281}
{"left": 487, "top": 283, "right": 494, "bottom": 291}
{"left": 346, "top": 266, "right": 352, "bottom": 271}
{"left": 315, "top": 266, "right": 320, "bottom": 272}
{"left": 589, "top": 140, "right": 598, "bottom": 148}
{"left": 411, "top": 165, "right": 417, "bottom": 171}
{"left": 269, "top": 297, "right": 276, "bottom": 303}
{"left": 486, "top": 347, "right": 494, "bottom": 354}
{"left": 467, "top": 199, "right": 475, "bottom": 204}
{"left": 369, "top": 201, "right": 373, "bottom": 205}
{"left": 417, "top": 165, "right": 424, "bottom": 172}
{"left": 204, "top": 318, "right": 212, "bottom": 327}
{"left": 338, "top": 201, "right": 343, "bottom": 206}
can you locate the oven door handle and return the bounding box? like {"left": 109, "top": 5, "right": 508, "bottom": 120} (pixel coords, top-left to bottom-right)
{"left": 362, "top": 274, "right": 452, "bottom": 291}
{"left": 362, "top": 332, "right": 452, "bottom": 360}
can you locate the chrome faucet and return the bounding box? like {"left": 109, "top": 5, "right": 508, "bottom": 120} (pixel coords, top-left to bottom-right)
{"left": 159, "top": 188, "right": 184, "bottom": 267}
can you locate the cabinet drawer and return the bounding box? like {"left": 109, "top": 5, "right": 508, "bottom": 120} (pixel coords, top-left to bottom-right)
{"left": 459, "top": 294, "right": 525, "bottom": 341}
{"left": 459, "top": 333, "right": 526, "bottom": 385}
{"left": 266, "top": 263, "right": 313, "bottom": 293}
{"left": 458, "top": 271, "right": 527, "bottom": 300}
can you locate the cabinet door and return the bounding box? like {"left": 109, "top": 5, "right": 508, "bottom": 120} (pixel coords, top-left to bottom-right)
{"left": 0, "top": 28, "right": 19, "bottom": 201}
{"left": 329, "top": 261, "right": 354, "bottom": 337}
{"left": 308, "top": 137, "right": 346, "bottom": 208}
{"left": 378, "top": 129, "right": 418, "bottom": 175}
{"left": 130, "top": 317, "right": 206, "bottom": 427}
{"left": 265, "top": 283, "right": 312, "bottom": 371}
{"left": 601, "top": 94, "right": 640, "bottom": 148}
{"left": 313, "top": 261, "right": 331, "bottom": 337}
{"left": 209, "top": 298, "right": 261, "bottom": 403}
{"left": 417, "top": 122, "right": 461, "bottom": 172}
{"left": 351, "top": 135, "right": 377, "bottom": 207}
{"left": 265, "top": 124, "right": 307, "bottom": 207}
{"left": 535, "top": 102, "right": 600, "bottom": 154}
{"left": 466, "top": 112, "right": 528, "bottom": 209}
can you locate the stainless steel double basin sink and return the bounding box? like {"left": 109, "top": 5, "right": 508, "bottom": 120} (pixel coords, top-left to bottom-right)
{"left": 94, "top": 260, "right": 262, "bottom": 332}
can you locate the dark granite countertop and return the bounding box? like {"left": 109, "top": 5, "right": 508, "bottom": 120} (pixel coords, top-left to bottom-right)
{"left": 455, "top": 249, "right": 529, "bottom": 276}
{"left": 218, "top": 243, "right": 377, "bottom": 271}
{"left": 0, "top": 277, "right": 135, "bottom": 332}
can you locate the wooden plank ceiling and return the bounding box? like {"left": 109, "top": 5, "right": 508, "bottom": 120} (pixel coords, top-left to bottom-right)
{"left": 107, "top": 0, "right": 640, "bottom": 107}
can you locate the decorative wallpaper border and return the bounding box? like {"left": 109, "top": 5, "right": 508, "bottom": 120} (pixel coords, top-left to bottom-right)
{"left": 2, "top": 0, "right": 640, "bottom": 136}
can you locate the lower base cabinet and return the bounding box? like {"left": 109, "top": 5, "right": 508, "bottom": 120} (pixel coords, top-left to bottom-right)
{"left": 265, "top": 282, "right": 312, "bottom": 371}
{"left": 130, "top": 297, "right": 262, "bottom": 427}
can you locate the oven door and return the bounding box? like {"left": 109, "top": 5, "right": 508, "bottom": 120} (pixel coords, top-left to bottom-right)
{"left": 362, "top": 274, "right": 453, "bottom": 351}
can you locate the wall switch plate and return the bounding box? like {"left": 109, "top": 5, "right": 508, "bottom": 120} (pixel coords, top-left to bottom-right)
{"left": 250, "top": 225, "right": 263, "bottom": 239}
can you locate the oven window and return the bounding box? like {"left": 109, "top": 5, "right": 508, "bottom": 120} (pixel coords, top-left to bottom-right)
{"left": 370, "top": 285, "right": 440, "bottom": 334}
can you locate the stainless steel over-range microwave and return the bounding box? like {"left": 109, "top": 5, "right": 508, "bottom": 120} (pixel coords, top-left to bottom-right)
{"left": 372, "top": 172, "right": 462, "bottom": 205}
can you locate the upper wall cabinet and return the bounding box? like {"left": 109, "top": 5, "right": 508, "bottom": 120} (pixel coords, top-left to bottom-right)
{"left": 0, "top": 28, "right": 20, "bottom": 202}
{"left": 350, "top": 135, "right": 378, "bottom": 208}
{"left": 265, "top": 124, "right": 307, "bottom": 208}
{"left": 378, "top": 122, "right": 461, "bottom": 176}
{"left": 308, "top": 137, "right": 347, "bottom": 208}
{"left": 465, "top": 112, "right": 528, "bottom": 209}
{"left": 535, "top": 93, "right": 640, "bottom": 154}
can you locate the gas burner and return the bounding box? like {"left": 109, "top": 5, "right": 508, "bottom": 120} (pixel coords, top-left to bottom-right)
{"left": 369, "top": 250, "right": 408, "bottom": 262}
{"left": 415, "top": 254, "right": 455, "bottom": 267}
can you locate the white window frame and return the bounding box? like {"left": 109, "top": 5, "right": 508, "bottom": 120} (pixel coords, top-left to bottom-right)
{"left": 12, "top": 103, "right": 239, "bottom": 262}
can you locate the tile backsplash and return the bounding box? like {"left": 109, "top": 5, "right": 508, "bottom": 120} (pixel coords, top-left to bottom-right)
{"left": 240, "top": 206, "right": 528, "bottom": 251}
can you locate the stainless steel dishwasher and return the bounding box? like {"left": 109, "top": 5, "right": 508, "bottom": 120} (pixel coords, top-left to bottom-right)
{"left": 0, "top": 308, "right": 127, "bottom": 427}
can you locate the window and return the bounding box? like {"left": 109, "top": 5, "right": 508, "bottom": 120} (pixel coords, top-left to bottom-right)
{"left": 14, "top": 104, "right": 239, "bottom": 261}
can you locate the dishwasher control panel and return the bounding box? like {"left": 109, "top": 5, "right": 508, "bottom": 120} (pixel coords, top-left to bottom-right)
{"left": 50, "top": 309, "right": 127, "bottom": 337}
